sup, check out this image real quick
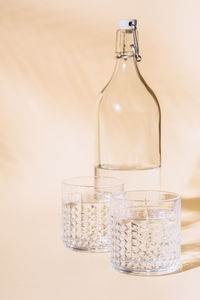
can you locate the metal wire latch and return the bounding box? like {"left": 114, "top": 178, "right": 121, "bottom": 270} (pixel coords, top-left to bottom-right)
{"left": 129, "top": 20, "right": 142, "bottom": 62}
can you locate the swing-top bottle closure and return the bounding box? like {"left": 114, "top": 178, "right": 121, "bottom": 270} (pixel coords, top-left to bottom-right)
{"left": 116, "top": 19, "right": 142, "bottom": 62}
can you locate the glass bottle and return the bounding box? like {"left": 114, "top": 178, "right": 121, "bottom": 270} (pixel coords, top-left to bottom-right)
{"left": 95, "top": 19, "right": 161, "bottom": 190}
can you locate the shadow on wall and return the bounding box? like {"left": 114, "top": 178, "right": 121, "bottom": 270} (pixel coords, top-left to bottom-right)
{"left": 0, "top": 120, "right": 18, "bottom": 177}
{"left": 182, "top": 197, "right": 200, "bottom": 228}
{"left": 181, "top": 242, "right": 200, "bottom": 272}
{"left": 180, "top": 197, "right": 200, "bottom": 273}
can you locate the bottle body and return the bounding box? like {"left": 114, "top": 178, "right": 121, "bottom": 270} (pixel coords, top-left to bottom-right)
{"left": 95, "top": 24, "right": 161, "bottom": 189}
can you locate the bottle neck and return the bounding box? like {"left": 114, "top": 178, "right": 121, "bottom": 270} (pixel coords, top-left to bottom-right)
{"left": 115, "top": 29, "right": 134, "bottom": 58}
{"left": 113, "top": 30, "right": 157, "bottom": 102}
{"left": 113, "top": 29, "right": 139, "bottom": 81}
{"left": 113, "top": 57, "right": 138, "bottom": 79}
{"left": 115, "top": 28, "right": 141, "bottom": 62}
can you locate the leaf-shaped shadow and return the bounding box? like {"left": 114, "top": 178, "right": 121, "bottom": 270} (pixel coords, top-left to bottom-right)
{"left": 181, "top": 241, "right": 200, "bottom": 272}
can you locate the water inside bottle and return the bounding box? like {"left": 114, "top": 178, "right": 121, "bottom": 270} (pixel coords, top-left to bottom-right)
{"left": 95, "top": 164, "right": 161, "bottom": 190}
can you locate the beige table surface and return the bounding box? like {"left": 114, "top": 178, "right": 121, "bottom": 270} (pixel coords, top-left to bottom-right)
{"left": 1, "top": 179, "right": 200, "bottom": 300}
{"left": 0, "top": 0, "right": 200, "bottom": 299}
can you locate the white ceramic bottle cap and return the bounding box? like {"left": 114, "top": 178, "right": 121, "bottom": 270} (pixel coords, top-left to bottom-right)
{"left": 118, "top": 19, "right": 137, "bottom": 30}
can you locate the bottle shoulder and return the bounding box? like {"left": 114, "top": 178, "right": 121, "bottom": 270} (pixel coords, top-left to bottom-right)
{"left": 97, "top": 80, "right": 160, "bottom": 114}
{"left": 97, "top": 59, "right": 160, "bottom": 115}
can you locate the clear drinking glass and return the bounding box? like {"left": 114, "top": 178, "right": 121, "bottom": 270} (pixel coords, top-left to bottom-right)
{"left": 110, "top": 190, "right": 181, "bottom": 275}
{"left": 62, "top": 176, "right": 124, "bottom": 252}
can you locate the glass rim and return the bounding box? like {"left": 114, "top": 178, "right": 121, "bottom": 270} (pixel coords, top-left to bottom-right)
{"left": 114, "top": 190, "right": 180, "bottom": 202}
{"left": 62, "top": 176, "right": 124, "bottom": 188}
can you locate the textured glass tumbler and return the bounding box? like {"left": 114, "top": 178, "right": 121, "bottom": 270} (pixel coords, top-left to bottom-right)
{"left": 111, "top": 191, "right": 181, "bottom": 275}
{"left": 62, "top": 176, "right": 124, "bottom": 252}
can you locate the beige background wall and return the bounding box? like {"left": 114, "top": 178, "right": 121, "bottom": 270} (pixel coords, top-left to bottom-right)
{"left": 1, "top": 0, "right": 200, "bottom": 196}
{"left": 0, "top": 1, "right": 200, "bottom": 299}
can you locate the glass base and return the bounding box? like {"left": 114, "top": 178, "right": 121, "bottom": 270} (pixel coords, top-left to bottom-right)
{"left": 111, "top": 263, "right": 181, "bottom": 276}
{"left": 63, "top": 242, "right": 110, "bottom": 253}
